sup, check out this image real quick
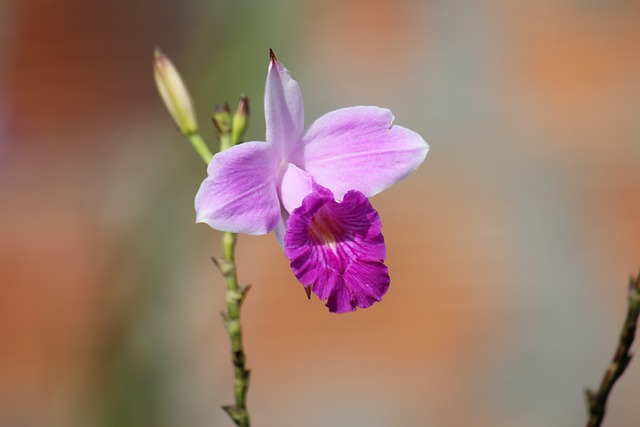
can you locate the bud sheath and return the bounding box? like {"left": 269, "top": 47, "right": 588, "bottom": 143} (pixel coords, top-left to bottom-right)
{"left": 153, "top": 48, "right": 198, "bottom": 135}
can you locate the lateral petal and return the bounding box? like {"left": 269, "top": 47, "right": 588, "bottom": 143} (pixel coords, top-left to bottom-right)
{"left": 300, "top": 106, "right": 429, "bottom": 199}
{"left": 265, "top": 51, "right": 305, "bottom": 157}
{"left": 195, "top": 141, "right": 280, "bottom": 235}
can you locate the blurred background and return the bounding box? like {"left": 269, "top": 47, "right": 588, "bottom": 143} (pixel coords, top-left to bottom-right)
{"left": 1, "top": 0, "right": 639, "bottom": 426}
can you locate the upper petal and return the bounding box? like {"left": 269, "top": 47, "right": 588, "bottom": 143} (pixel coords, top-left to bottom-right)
{"left": 195, "top": 141, "right": 281, "bottom": 235}
{"left": 299, "top": 106, "right": 429, "bottom": 199}
{"left": 265, "top": 51, "right": 305, "bottom": 157}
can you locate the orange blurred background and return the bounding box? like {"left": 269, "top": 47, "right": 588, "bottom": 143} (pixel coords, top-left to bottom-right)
{"left": 1, "top": 0, "right": 639, "bottom": 426}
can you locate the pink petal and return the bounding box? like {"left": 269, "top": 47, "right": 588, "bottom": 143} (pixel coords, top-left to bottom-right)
{"left": 195, "top": 141, "right": 280, "bottom": 234}
{"left": 284, "top": 187, "right": 389, "bottom": 313}
{"left": 265, "top": 51, "right": 305, "bottom": 157}
{"left": 298, "top": 106, "right": 429, "bottom": 199}
{"left": 278, "top": 162, "right": 314, "bottom": 213}
{"left": 320, "top": 260, "right": 389, "bottom": 314}
{"left": 273, "top": 211, "right": 289, "bottom": 248}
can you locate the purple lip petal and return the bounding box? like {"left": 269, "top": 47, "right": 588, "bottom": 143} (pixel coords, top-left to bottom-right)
{"left": 284, "top": 187, "right": 389, "bottom": 313}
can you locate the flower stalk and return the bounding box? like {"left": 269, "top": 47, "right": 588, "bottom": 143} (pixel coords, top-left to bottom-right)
{"left": 585, "top": 270, "right": 640, "bottom": 427}
{"left": 154, "top": 47, "right": 251, "bottom": 423}
{"left": 187, "top": 132, "right": 213, "bottom": 164}
{"left": 212, "top": 98, "right": 252, "bottom": 427}
{"left": 214, "top": 230, "right": 251, "bottom": 427}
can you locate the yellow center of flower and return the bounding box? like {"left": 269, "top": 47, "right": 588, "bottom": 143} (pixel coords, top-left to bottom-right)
{"left": 308, "top": 208, "right": 340, "bottom": 250}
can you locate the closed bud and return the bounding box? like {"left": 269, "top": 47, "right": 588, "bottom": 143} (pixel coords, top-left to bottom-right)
{"left": 231, "top": 94, "right": 250, "bottom": 145}
{"left": 212, "top": 103, "right": 232, "bottom": 137}
{"left": 153, "top": 48, "right": 198, "bottom": 135}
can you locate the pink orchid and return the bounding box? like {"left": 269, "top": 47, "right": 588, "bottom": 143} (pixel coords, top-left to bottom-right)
{"left": 195, "top": 51, "right": 428, "bottom": 313}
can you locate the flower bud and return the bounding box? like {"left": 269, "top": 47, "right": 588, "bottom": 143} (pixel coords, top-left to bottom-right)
{"left": 231, "top": 94, "right": 250, "bottom": 145}
{"left": 153, "top": 48, "right": 198, "bottom": 135}
{"left": 212, "top": 103, "right": 232, "bottom": 138}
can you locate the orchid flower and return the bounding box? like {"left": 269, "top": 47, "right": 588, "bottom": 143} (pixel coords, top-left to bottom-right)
{"left": 195, "top": 50, "right": 428, "bottom": 313}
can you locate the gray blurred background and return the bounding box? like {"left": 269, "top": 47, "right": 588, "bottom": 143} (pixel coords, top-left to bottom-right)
{"left": 1, "top": 0, "right": 639, "bottom": 426}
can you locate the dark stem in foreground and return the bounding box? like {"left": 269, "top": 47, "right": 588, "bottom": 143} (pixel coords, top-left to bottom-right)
{"left": 585, "top": 271, "right": 640, "bottom": 427}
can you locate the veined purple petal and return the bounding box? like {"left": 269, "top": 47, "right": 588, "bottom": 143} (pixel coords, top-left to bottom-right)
{"left": 265, "top": 50, "right": 305, "bottom": 158}
{"left": 195, "top": 141, "right": 281, "bottom": 235}
{"left": 298, "top": 106, "right": 429, "bottom": 200}
{"left": 284, "top": 187, "right": 389, "bottom": 313}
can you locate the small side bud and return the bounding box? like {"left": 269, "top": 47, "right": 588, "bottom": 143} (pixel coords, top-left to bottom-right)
{"left": 153, "top": 48, "right": 198, "bottom": 135}
{"left": 212, "top": 103, "right": 232, "bottom": 138}
{"left": 231, "top": 94, "right": 250, "bottom": 145}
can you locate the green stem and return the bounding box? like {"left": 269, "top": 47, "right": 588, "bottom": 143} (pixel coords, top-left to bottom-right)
{"left": 185, "top": 126, "right": 250, "bottom": 426}
{"left": 585, "top": 271, "right": 640, "bottom": 427}
{"left": 219, "top": 231, "right": 251, "bottom": 427}
{"left": 186, "top": 132, "right": 213, "bottom": 164}
{"left": 219, "top": 133, "right": 233, "bottom": 152}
